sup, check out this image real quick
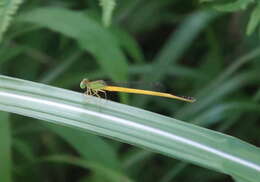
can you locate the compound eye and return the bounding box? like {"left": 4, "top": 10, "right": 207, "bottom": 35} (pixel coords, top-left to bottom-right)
{"left": 80, "top": 78, "right": 90, "bottom": 89}
{"left": 80, "top": 80, "right": 86, "bottom": 89}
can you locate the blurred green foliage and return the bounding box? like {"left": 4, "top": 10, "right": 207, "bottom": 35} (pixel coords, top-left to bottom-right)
{"left": 0, "top": 0, "right": 260, "bottom": 182}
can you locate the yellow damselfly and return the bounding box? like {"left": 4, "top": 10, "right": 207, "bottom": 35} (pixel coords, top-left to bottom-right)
{"left": 80, "top": 78, "right": 195, "bottom": 103}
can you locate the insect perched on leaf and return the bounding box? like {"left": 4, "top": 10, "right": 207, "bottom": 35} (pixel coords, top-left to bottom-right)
{"left": 80, "top": 78, "right": 196, "bottom": 103}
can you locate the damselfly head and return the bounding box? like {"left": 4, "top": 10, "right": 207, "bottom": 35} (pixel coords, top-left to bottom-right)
{"left": 80, "top": 78, "right": 89, "bottom": 89}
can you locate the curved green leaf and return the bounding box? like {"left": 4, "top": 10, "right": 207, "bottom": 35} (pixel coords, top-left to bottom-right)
{"left": 46, "top": 124, "right": 121, "bottom": 171}
{"left": 0, "top": 75, "right": 260, "bottom": 181}
{"left": 0, "top": 0, "right": 22, "bottom": 41}
{"left": 19, "top": 155, "right": 132, "bottom": 182}
{"left": 202, "top": 0, "right": 254, "bottom": 12}
{"left": 247, "top": 2, "right": 260, "bottom": 35}
{"left": 18, "top": 7, "right": 128, "bottom": 81}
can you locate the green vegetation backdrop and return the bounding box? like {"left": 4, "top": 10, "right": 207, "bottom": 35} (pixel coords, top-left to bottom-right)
{"left": 0, "top": 0, "right": 260, "bottom": 182}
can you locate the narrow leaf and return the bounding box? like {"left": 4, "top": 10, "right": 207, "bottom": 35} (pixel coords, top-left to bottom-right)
{"left": 0, "top": 111, "right": 11, "bottom": 182}
{"left": 247, "top": 2, "right": 260, "bottom": 35}
{"left": 99, "top": 0, "right": 116, "bottom": 27}
{"left": 0, "top": 0, "right": 22, "bottom": 41}
{"left": 18, "top": 7, "right": 128, "bottom": 81}
{"left": 213, "top": 0, "right": 254, "bottom": 12}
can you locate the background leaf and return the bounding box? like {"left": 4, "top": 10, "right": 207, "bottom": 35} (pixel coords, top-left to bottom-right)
{"left": 247, "top": 2, "right": 260, "bottom": 35}
{"left": 99, "top": 0, "right": 116, "bottom": 27}
{"left": 201, "top": 0, "right": 254, "bottom": 12}
{"left": 0, "top": 0, "right": 22, "bottom": 41}
{"left": 0, "top": 111, "right": 11, "bottom": 182}
{"left": 18, "top": 7, "right": 128, "bottom": 81}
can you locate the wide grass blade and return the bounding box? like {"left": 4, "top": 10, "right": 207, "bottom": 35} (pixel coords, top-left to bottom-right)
{"left": 0, "top": 75, "right": 259, "bottom": 181}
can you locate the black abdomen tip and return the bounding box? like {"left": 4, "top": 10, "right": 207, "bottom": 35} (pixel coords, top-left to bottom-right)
{"left": 181, "top": 96, "right": 196, "bottom": 102}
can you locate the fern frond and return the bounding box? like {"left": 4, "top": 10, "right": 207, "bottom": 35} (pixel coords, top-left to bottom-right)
{"left": 0, "top": 0, "right": 23, "bottom": 41}
{"left": 99, "top": 0, "right": 116, "bottom": 27}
